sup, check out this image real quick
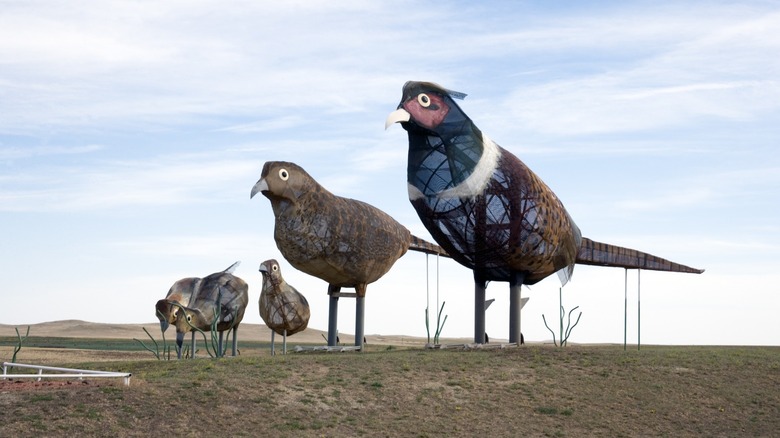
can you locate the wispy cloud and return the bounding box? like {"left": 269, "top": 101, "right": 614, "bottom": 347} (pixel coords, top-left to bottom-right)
{"left": 113, "top": 233, "right": 274, "bottom": 259}
{"left": 0, "top": 145, "right": 103, "bottom": 160}
{"left": 498, "top": 11, "right": 780, "bottom": 136}
{"left": 0, "top": 152, "right": 259, "bottom": 212}
{"left": 616, "top": 187, "right": 716, "bottom": 212}
{"left": 215, "top": 116, "right": 307, "bottom": 133}
{"left": 607, "top": 166, "right": 780, "bottom": 216}
{"left": 3, "top": 2, "right": 777, "bottom": 138}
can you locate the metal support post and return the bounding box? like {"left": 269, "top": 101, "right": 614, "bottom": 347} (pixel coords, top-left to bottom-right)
{"left": 509, "top": 272, "right": 523, "bottom": 344}
{"left": 355, "top": 295, "right": 365, "bottom": 349}
{"left": 328, "top": 291, "right": 339, "bottom": 346}
{"left": 474, "top": 273, "right": 486, "bottom": 344}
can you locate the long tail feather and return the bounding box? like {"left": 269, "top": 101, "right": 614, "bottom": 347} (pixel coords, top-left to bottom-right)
{"left": 576, "top": 237, "right": 704, "bottom": 274}
{"left": 223, "top": 261, "right": 241, "bottom": 274}
{"left": 409, "top": 235, "right": 450, "bottom": 257}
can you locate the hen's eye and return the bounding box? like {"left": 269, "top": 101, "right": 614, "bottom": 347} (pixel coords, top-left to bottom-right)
{"left": 417, "top": 93, "right": 431, "bottom": 108}
{"left": 272, "top": 264, "right": 279, "bottom": 272}
{"left": 279, "top": 169, "right": 289, "bottom": 181}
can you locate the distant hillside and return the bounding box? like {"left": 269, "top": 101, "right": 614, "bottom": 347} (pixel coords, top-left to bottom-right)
{"left": 0, "top": 320, "right": 440, "bottom": 346}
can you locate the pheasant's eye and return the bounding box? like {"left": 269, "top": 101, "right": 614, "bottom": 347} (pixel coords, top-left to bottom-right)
{"left": 279, "top": 169, "right": 289, "bottom": 181}
{"left": 417, "top": 93, "right": 431, "bottom": 108}
{"left": 272, "top": 264, "right": 279, "bottom": 272}
{"left": 186, "top": 314, "right": 192, "bottom": 322}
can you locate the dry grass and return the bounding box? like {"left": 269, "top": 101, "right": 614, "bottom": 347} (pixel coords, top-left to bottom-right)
{"left": 2, "top": 342, "right": 778, "bottom": 437}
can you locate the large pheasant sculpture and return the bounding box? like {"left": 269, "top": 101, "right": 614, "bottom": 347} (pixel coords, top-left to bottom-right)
{"left": 259, "top": 258, "right": 311, "bottom": 354}
{"left": 386, "top": 81, "right": 703, "bottom": 344}
{"left": 251, "top": 161, "right": 447, "bottom": 349}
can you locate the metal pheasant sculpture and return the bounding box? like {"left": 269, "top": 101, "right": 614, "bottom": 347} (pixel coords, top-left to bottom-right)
{"left": 250, "top": 161, "right": 447, "bottom": 349}
{"left": 386, "top": 80, "right": 704, "bottom": 344}
{"left": 171, "top": 262, "right": 249, "bottom": 358}
{"left": 259, "top": 259, "right": 311, "bottom": 354}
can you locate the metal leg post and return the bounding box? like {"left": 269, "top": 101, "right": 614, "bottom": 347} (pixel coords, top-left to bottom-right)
{"left": 474, "top": 273, "right": 486, "bottom": 344}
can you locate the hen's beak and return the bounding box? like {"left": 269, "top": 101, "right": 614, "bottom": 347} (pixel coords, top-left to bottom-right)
{"left": 176, "top": 331, "right": 185, "bottom": 348}
{"left": 250, "top": 178, "right": 268, "bottom": 199}
{"left": 385, "top": 108, "right": 410, "bottom": 130}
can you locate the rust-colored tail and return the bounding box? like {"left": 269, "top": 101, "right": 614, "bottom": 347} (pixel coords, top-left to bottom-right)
{"left": 576, "top": 237, "right": 703, "bottom": 274}
{"left": 409, "top": 235, "right": 450, "bottom": 257}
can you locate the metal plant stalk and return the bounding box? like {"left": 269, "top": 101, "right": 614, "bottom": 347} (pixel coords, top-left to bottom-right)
{"left": 542, "top": 288, "right": 582, "bottom": 347}
{"left": 425, "top": 301, "right": 448, "bottom": 345}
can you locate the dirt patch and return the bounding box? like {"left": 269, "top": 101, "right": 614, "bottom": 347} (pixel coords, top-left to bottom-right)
{"left": 0, "top": 379, "right": 91, "bottom": 391}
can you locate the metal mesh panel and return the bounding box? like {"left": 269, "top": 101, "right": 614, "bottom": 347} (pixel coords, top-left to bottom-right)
{"left": 410, "top": 135, "right": 581, "bottom": 283}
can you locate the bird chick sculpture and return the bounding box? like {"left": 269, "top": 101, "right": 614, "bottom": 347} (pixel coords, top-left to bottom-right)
{"left": 250, "top": 161, "right": 447, "bottom": 349}
{"left": 386, "top": 81, "right": 704, "bottom": 344}
{"left": 156, "top": 277, "right": 198, "bottom": 333}
{"left": 259, "top": 259, "right": 311, "bottom": 355}
{"left": 171, "top": 262, "right": 249, "bottom": 358}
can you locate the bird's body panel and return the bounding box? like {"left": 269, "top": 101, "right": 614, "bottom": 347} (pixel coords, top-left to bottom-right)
{"left": 409, "top": 138, "right": 581, "bottom": 283}
{"left": 163, "top": 278, "right": 199, "bottom": 305}
{"left": 155, "top": 277, "right": 199, "bottom": 332}
{"left": 273, "top": 189, "right": 411, "bottom": 287}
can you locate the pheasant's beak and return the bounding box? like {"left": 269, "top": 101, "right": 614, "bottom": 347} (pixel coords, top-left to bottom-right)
{"left": 258, "top": 264, "right": 267, "bottom": 274}
{"left": 385, "top": 108, "right": 410, "bottom": 130}
{"left": 250, "top": 178, "right": 268, "bottom": 199}
{"left": 159, "top": 319, "right": 169, "bottom": 333}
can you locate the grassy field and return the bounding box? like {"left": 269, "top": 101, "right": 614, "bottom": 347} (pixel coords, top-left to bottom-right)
{"left": 1, "top": 341, "right": 778, "bottom": 437}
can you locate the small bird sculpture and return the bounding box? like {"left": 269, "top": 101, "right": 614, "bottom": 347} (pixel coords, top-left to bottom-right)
{"left": 171, "top": 262, "right": 249, "bottom": 358}
{"left": 258, "top": 259, "right": 311, "bottom": 354}
{"left": 156, "top": 277, "right": 198, "bottom": 333}
{"left": 250, "top": 161, "right": 447, "bottom": 349}
{"left": 386, "top": 81, "right": 704, "bottom": 344}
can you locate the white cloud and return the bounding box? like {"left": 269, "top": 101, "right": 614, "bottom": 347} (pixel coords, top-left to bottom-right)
{"left": 0, "top": 153, "right": 260, "bottom": 212}
{"left": 0, "top": 144, "right": 103, "bottom": 160}
{"left": 113, "top": 233, "right": 275, "bottom": 259}
{"left": 215, "top": 116, "right": 307, "bottom": 133}
{"left": 498, "top": 11, "right": 780, "bottom": 136}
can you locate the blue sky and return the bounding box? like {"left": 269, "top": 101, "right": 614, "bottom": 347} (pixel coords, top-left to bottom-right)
{"left": 1, "top": 1, "right": 778, "bottom": 345}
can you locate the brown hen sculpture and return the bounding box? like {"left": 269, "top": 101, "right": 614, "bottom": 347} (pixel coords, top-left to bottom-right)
{"left": 251, "top": 161, "right": 447, "bottom": 349}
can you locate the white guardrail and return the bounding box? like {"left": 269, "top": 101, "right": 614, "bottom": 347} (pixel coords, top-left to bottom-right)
{"left": 2, "top": 362, "right": 131, "bottom": 386}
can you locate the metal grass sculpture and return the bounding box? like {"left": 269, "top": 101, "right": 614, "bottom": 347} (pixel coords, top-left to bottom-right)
{"left": 542, "top": 288, "right": 582, "bottom": 347}
{"left": 133, "top": 310, "right": 174, "bottom": 360}
{"left": 10, "top": 326, "right": 30, "bottom": 364}
{"left": 425, "top": 301, "right": 448, "bottom": 345}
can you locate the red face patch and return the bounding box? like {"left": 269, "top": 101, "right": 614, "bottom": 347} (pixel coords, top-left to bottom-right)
{"left": 403, "top": 92, "right": 450, "bottom": 130}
